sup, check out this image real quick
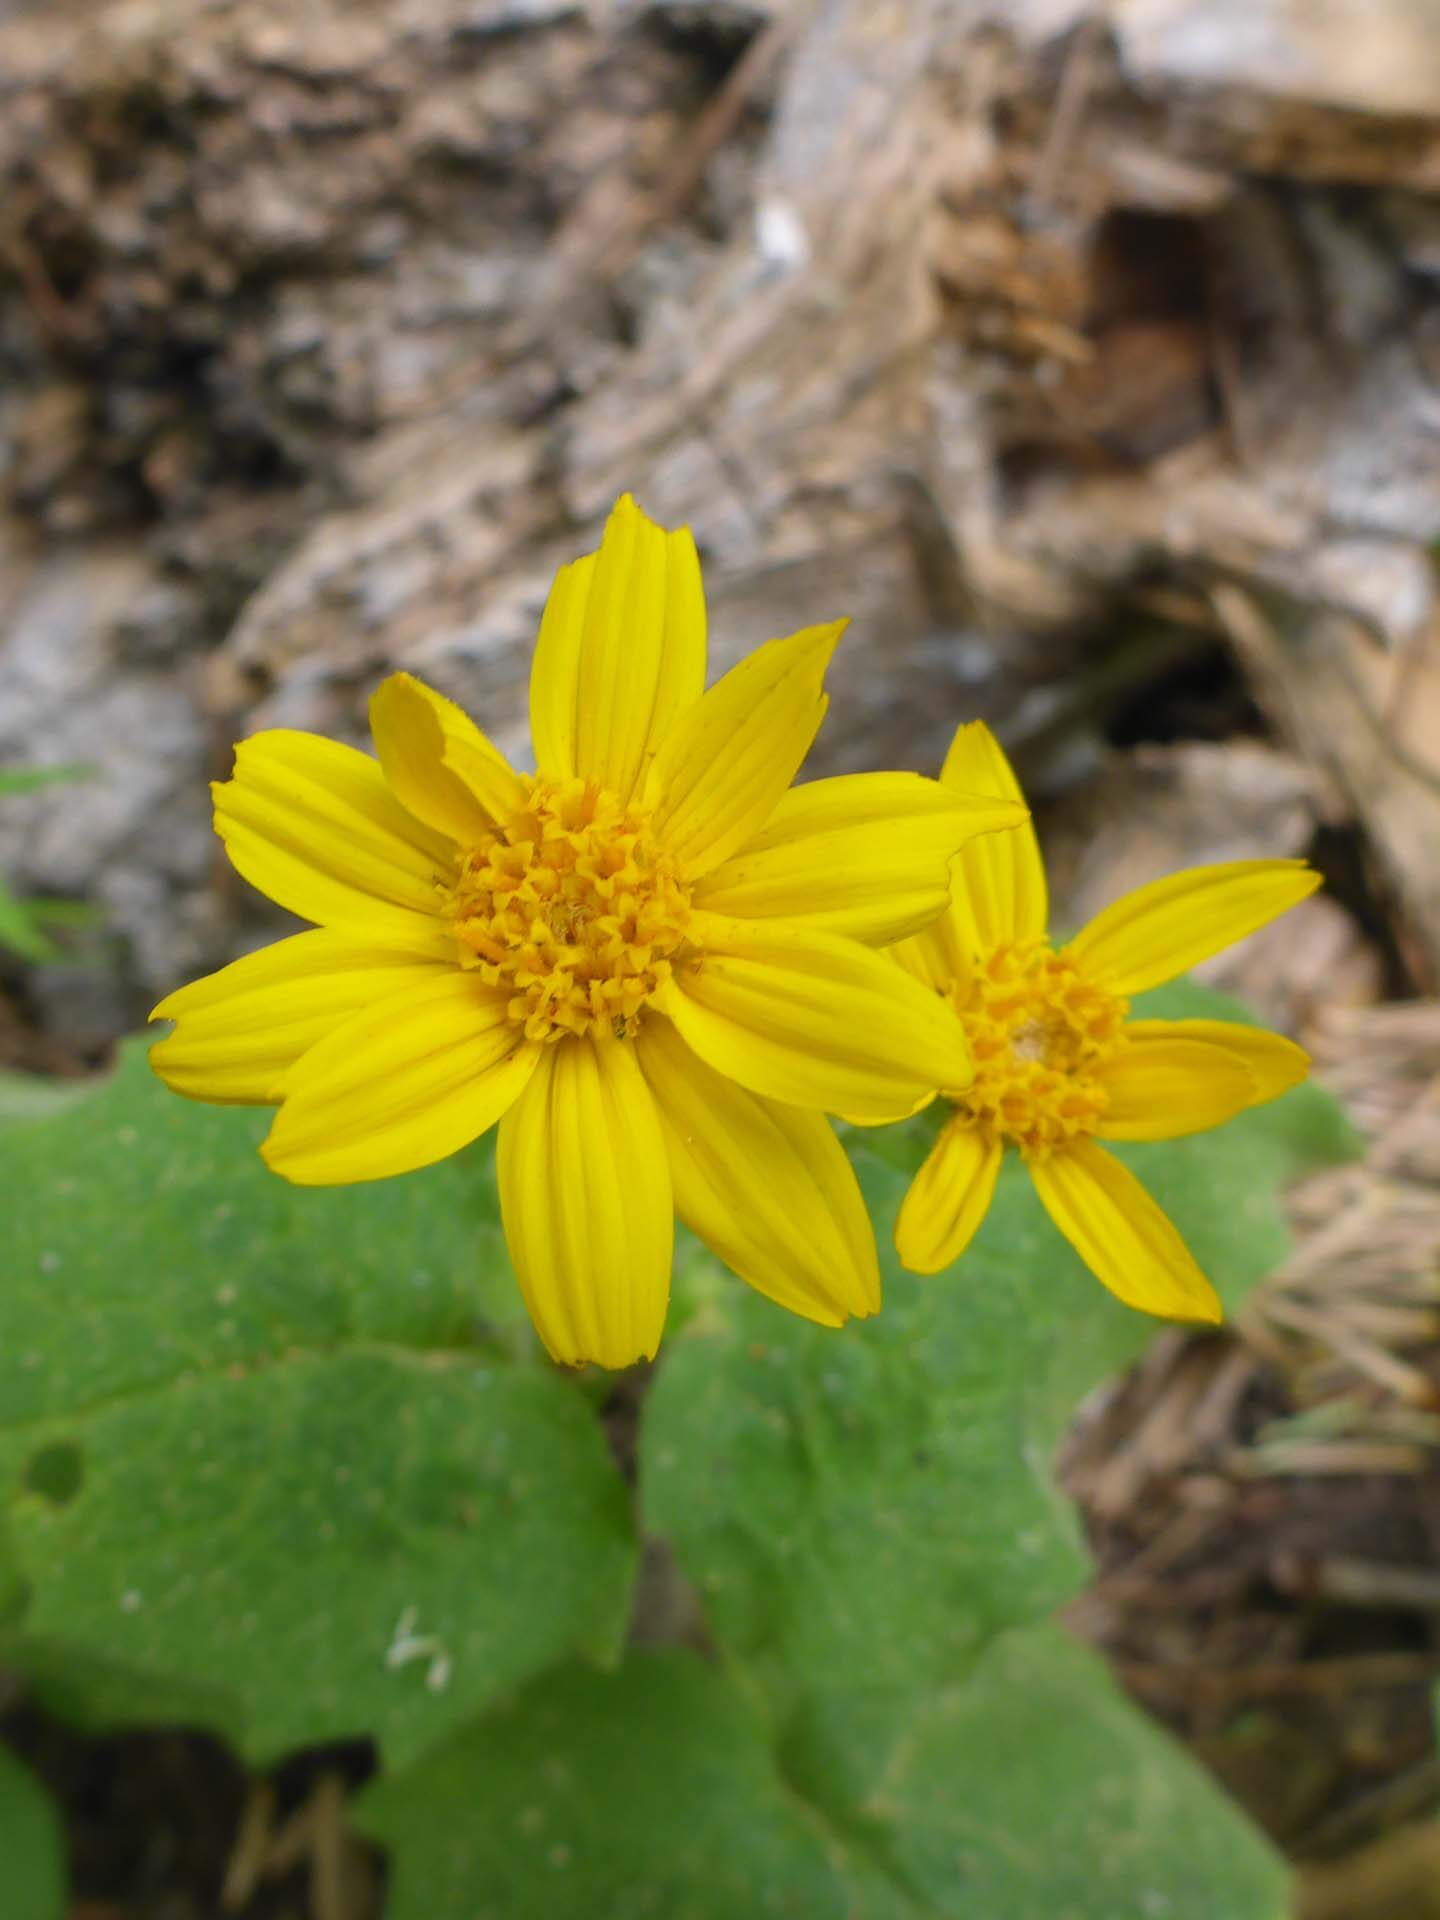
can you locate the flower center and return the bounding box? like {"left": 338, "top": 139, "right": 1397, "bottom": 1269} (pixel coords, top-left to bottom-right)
{"left": 442, "top": 776, "right": 691, "bottom": 1044}
{"left": 947, "top": 942, "right": 1128, "bottom": 1158}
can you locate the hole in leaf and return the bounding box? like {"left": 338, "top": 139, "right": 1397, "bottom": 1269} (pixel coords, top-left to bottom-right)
{"left": 24, "top": 1441, "right": 85, "bottom": 1507}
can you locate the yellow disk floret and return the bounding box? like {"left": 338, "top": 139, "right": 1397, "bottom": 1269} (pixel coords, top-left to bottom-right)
{"left": 442, "top": 776, "right": 692, "bottom": 1044}
{"left": 948, "top": 943, "right": 1128, "bottom": 1158}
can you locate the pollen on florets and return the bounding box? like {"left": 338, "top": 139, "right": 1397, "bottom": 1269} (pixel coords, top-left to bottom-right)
{"left": 947, "top": 942, "right": 1128, "bottom": 1158}
{"left": 441, "top": 776, "right": 691, "bottom": 1044}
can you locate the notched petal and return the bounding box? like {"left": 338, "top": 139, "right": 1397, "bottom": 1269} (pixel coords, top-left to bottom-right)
{"left": 1067, "top": 861, "right": 1321, "bottom": 996}
{"left": 895, "top": 1122, "right": 1002, "bottom": 1274}
{"left": 529, "top": 495, "right": 706, "bottom": 802}
{"left": 497, "top": 1037, "right": 673, "bottom": 1368}
{"left": 262, "top": 972, "right": 537, "bottom": 1185}
{"left": 1030, "top": 1139, "right": 1222, "bottom": 1323}
{"left": 369, "top": 672, "right": 524, "bottom": 841}
{"left": 644, "top": 622, "right": 844, "bottom": 877}
{"left": 637, "top": 1016, "right": 879, "bottom": 1325}
{"left": 660, "top": 913, "right": 971, "bottom": 1120}
{"left": 694, "top": 771, "right": 1025, "bottom": 947}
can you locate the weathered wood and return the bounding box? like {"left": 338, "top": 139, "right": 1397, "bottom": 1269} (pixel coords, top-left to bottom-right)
{"left": 2, "top": 0, "right": 1439, "bottom": 1001}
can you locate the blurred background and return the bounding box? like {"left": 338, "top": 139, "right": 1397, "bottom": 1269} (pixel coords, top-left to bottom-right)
{"left": 1, "top": 0, "right": 1439, "bottom": 1915}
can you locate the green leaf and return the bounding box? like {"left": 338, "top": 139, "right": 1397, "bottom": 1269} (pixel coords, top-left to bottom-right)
{"left": 2, "top": 1041, "right": 533, "bottom": 1420}
{"left": 0, "top": 1745, "right": 65, "bottom": 1920}
{"left": 0, "top": 765, "right": 92, "bottom": 796}
{"left": 643, "top": 988, "right": 1351, "bottom": 1713}
{"left": 5, "top": 1351, "right": 633, "bottom": 1767}
{"left": 633, "top": 982, "right": 1342, "bottom": 1917}
{"left": 0, "top": 878, "right": 58, "bottom": 964}
{"left": 645, "top": 1156, "right": 1088, "bottom": 1708}
{"left": 0, "top": 884, "right": 99, "bottom": 963}
{"left": 24, "top": 900, "right": 101, "bottom": 931}
{"left": 0, "top": 1041, "right": 635, "bottom": 1765}
{"left": 356, "top": 1650, "right": 907, "bottom": 1920}
{"left": 0, "top": 1073, "right": 96, "bottom": 1134}
{"left": 359, "top": 1635, "right": 1287, "bottom": 1920}
{"left": 791, "top": 1623, "right": 1288, "bottom": 1919}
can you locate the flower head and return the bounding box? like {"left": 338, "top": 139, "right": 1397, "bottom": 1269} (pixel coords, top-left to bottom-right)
{"left": 891, "top": 721, "right": 1321, "bottom": 1321}
{"left": 150, "top": 496, "right": 1024, "bottom": 1367}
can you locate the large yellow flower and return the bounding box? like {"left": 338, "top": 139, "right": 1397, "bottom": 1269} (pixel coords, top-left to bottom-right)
{"left": 151, "top": 497, "right": 1023, "bottom": 1368}
{"left": 890, "top": 722, "right": 1321, "bottom": 1321}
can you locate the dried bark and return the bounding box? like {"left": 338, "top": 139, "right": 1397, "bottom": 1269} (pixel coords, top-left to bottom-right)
{"left": 1065, "top": 994, "right": 1440, "bottom": 1859}
{"left": 0, "top": 0, "right": 754, "bottom": 1000}
{"left": 1, "top": 0, "right": 1438, "bottom": 1006}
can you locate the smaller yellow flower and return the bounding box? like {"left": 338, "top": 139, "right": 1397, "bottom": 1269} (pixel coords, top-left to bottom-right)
{"left": 890, "top": 722, "right": 1321, "bottom": 1321}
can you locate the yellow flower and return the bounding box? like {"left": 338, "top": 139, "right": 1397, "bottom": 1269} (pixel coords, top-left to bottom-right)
{"left": 890, "top": 721, "right": 1321, "bottom": 1321}
{"left": 150, "top": 496, "right": 1024, "bottom": 1368}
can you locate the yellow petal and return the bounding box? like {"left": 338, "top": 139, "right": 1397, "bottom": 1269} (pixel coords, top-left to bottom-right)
{"left": 644, "top": 622, "right": 844, "bottom": 878}
{"left": 839, "top": 1089, "right": 937, "bottom": 1130}
{"left": 891, "top": 920, "right": 972, "bottom": 995}
{"left": 262, "top": 972, "right": 538, "bottom": 1185}
{"left": 693, "top": 772, "right": 1026, "bottom": 946}
{"left": 657, "top": 912, "right": 971, "bottom": 1120}
{"left": 635, "top": 1015, "right": 879, "bottom": 1326}
{"left": 939, "top": 721, "right": 1047, "bottom": 948}
{"left": 149, "top": 930, "right": 450, "bottom": 1105}
{"left": 497, "top": 1036, "right": 673, "bottom": 1368}
{"left": 1124, "top": 1018, "right": 1310, "bottom": 1106}
{"left": 1029, "top": 1139, "right": 1222, "bottom": 1322}
{"left": 528, "top": 495, "right": 705, "bottom": 802}
{"left": 213, "top": 730, "right": 458, "bottom": 950}
{"left": 894, "top": 1121, "right": 1002, "bottom": 1274}
{"left": 1096, "top": 1036, "right": 1257, "bottom": 1141}
{"left": 369, "top": 673, "right": 525, "bottom": 844}
{"left": 1066, "top": 860, "right": 1321, "bottom": 996}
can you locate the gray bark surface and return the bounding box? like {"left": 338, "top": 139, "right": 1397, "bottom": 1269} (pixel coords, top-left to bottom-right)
{"left": 1, "top": 0, "right": 1437, "bottom": 1015}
